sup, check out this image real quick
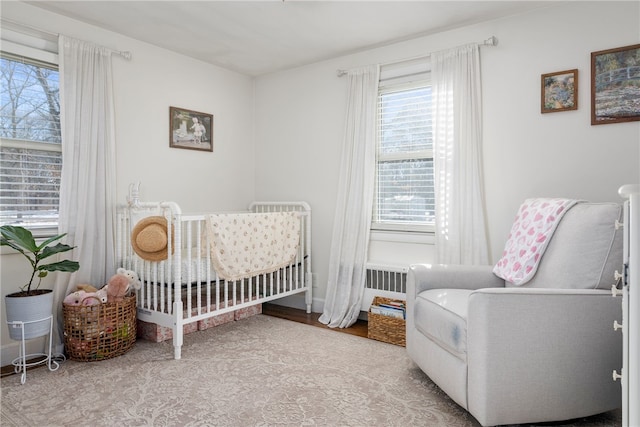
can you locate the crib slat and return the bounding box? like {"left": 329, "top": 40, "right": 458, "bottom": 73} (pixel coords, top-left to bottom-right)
{"left": 225, "top": 278, "right": 229, "bottom": 309}
{"left": 204, "top": 224, "right": 212, "bottom": 313}
{"left": 159, "top": 262, "right": 165, "bottom": 312}
{"left": 216, "top": 276, "right": 221, "bottom": 312}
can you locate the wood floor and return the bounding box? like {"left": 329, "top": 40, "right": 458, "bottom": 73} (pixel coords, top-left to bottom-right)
{"left": 262, "top": 303, "right": 369, "bottom": 338}
{"left": 1, "top": 304, "right": 368, "bottom": 377}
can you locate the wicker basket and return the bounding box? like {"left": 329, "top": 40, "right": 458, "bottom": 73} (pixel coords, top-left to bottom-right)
{"left": 63, "top": 294, "right": 136, "bottom": 362}
{"left": 367, "top": 296, "right": 406, "bottom": 347}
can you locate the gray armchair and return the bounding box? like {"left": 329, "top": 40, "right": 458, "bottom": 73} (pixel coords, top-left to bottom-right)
{"left": 406, "top": 202, "right": 623, "bottom": 426}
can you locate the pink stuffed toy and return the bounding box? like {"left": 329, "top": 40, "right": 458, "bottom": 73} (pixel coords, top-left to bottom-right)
{"left": 84, "top": 290, "right": 107, "bottom": 305}
{"left": 104, "top": 273, "right": 130, "bottom": 302}
{"left": 63, "top": 291, "right": 85, "bottom": 306}
{"left": 117, "top": 267, "right": 141, "bottom": 291}
{"left": 63, "top": 290, "right": 106, "bottom": 306}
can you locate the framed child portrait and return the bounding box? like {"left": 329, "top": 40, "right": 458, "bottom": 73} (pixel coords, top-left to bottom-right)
{"left": 169, "top": 106, "right": 213, "bottom": 152}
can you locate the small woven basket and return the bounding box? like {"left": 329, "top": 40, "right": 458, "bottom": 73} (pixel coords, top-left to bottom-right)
{"left": 367, "top": 296, "right": 406, "bottom": 347}
{"left": 63, "top": 294, "right": 136, "bottom": 362}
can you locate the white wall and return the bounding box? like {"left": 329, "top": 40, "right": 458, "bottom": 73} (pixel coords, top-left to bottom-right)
{"left": 2, "top": 1, "right": 639, "bottom": 362}
{"left": 254, "top": 1, "right": 640, "bottom": 310}
{"left": 1, "top": 1, "right": 255, "bottom": 364}
{"left": 481, "top": 1, "right": 640, "bottom": 257}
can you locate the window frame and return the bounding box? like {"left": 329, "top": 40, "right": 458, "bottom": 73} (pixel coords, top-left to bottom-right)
{"left": 1, "top": 33, "right": 61, "bottom": 237}
{"left": 372, "top": 77, "right": 434, "bottom": 235}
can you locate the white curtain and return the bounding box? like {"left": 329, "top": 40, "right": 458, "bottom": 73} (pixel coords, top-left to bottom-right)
{"left": 319, "top": 65, "right": 380, "bottom": 328}
{"left": 53, "top": 35, "right": 118, "bottom": 350}
{"left": 432, "top": 44, "right": 489, "bottom": 265}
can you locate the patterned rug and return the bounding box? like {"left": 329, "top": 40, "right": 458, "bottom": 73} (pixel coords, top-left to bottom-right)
{"left": 1, "top": 315, "right": 620, "bottom": 426}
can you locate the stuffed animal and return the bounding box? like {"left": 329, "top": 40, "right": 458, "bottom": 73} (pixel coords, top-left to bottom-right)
{"left": 76, "top": 283, "right": 98, "bottom": 293}
{"left": 63, "top": 291, "right": 86, "bottom": 306}
{"left": 91, "top": 289, "right": 108, "bottom": 304}
{"left": 99, "top": 268, "right": 140, "bottom": 303}
{"left": 117, "top": 267, "right": 141, "bottom": 291}
{"left": 104, "top": 273, "right": 131, "bottom": 302}
{"left": 63, "top": 290, "right": 105, "bottom": 306}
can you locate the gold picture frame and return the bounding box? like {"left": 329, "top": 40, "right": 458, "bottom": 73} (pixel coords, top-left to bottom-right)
{"left": 541, "top": 69, "right": 578, "bottom": 113}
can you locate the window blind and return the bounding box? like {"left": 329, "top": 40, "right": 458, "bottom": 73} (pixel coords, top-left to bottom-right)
{"left": 374, "top": 83, "right": 435, "bottom": 230}
{"left": 0, "top": 143, "right": 61, "bottom": 227}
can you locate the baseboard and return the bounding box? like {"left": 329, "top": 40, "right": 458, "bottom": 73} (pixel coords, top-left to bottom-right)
{"left": 263, "top": 293, "right": 324, "bottom": 314}
{"left": 1, "top": 337, "right": 47, "bottom": 367}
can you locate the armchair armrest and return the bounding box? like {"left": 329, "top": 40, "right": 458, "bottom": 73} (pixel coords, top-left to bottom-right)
{"left": 407, "top": 263, "right": 505, "bottom": 300}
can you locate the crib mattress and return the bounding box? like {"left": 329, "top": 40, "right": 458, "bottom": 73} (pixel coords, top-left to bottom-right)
{"left": 129, "top": 255, "right": 218, "bottom": 284}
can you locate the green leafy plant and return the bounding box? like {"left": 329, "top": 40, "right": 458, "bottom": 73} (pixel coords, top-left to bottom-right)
{"left": 1, "top": 225, "right": 80, "bottom": 296}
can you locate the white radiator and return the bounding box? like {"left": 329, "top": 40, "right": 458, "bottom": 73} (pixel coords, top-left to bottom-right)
{"left": 360, "top": 263, "right": 408, "bottom": 311}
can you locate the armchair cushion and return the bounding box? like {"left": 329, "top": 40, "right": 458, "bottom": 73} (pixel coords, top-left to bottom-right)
{"left": 493, "top": 198, "right": 579, "bottom": 285}
{"left": 514, "top": 202, "right": 622, "bottom": 290}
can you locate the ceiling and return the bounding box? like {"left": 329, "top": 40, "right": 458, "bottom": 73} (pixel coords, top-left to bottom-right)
{"left": 25, "top": 1, "right": 552, "bottom": 76}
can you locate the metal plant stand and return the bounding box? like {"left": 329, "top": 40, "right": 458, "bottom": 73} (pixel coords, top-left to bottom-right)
{"left": 8, "top": 315, "right": 59, "bottom": 384}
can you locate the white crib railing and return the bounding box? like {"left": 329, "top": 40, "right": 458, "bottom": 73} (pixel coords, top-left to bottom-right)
{"left": 116, "top": 199, "right": 312, "bottom": 359}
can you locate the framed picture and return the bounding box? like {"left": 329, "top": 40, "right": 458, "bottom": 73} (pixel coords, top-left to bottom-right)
{"left": 169, "top": 106, "right": 213, "bottom": 152}
{"left": 591, "top": 43, "right": 640, "bottom": 125}
{"left": 541, "top": 69, "right": 578, "bottom": 113}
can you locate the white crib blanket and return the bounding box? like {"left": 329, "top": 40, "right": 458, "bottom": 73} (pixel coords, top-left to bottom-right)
{"left": 205, "top": 211, "right": 300, "bottom": 281}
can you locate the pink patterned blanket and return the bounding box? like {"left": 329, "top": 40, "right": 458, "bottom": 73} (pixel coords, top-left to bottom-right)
{"left": 205, "top": 212, "right": 300, "bottom": 281}
{"left": 493, "top": 198, "right": 579, "bottom": 285}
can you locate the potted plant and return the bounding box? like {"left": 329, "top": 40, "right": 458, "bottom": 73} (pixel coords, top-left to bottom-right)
{"left": 1, "top": 225, "right": 80, "bottom": 340}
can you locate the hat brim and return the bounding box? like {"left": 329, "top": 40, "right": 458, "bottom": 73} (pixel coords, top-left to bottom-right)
{"left": 131, "top": 216, "right": 174, "bottom": 262}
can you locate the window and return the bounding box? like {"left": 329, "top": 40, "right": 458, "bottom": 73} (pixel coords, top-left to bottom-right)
{"left": 0, "top": 54, "right": 61, "bottom": 232}
{"left": 373, "top": 77, "right": 434, "bottom": 233}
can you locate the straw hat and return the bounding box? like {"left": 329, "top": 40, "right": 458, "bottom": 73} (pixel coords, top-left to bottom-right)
{"left": 131, "top": 216, "right": 174, "bottom": 262}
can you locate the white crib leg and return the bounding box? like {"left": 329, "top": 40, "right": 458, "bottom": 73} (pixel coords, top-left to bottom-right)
{"left": 173, "top": 301, "right": 183, "bottom": 360}
{"left": 305, "top": 272, "right": 313, "bottom": 314}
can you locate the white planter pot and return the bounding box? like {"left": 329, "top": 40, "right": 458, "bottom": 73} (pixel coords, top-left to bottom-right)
{"left": 5, "top": 290, "right": 54, "bottom": 340}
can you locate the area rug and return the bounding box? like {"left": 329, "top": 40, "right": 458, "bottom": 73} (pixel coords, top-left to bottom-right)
{"left": 1, "top": 315, "right": 620, "bottom": 426}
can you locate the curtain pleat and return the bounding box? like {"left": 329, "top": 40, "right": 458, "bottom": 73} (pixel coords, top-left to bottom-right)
{"left": 432, "top": 44, "right": 489, "bottom": 265}
{"left": 319, "top": 65, "right": 380, "bottom": 328}
{"left": 53, "top": 35, "right": 117, "bottom": 351}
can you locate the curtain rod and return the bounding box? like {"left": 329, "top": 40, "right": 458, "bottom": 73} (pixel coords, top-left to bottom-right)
{"left": 336, "top": 36, "right": 497, "bottom": 77}
{"left": 1, "top": 18, "right": 132, "bottom": 60}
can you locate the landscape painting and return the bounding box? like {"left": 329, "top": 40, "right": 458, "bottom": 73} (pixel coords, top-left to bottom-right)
{"left": 591, "top": 44, "right": 640, "bottom": 125}
{"left": 541, "top": 69, "right": 578, "bottom": 113}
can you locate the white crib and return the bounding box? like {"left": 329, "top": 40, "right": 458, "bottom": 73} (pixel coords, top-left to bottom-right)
{"left": 116, "top": 194, "right": 312, "bottom": 360}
